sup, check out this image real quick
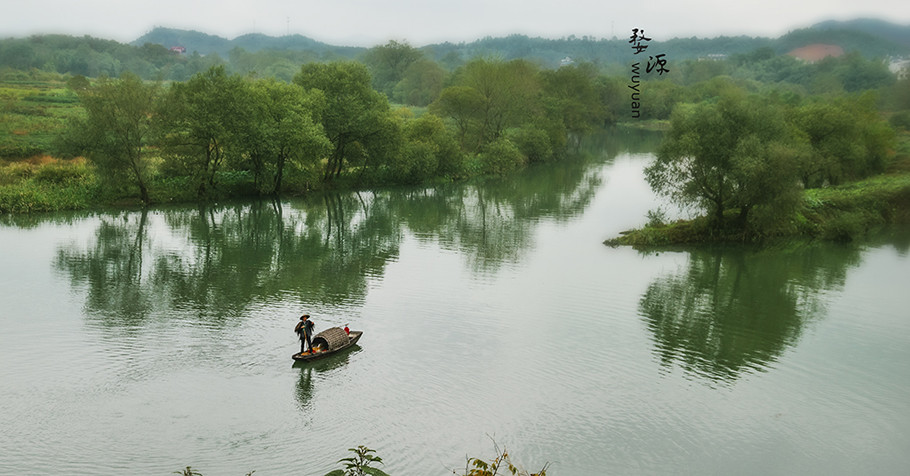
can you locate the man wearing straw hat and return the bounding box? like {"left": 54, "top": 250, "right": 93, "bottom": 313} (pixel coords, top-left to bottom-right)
{"left": 295, "top": 314, "right": 315, "bottom": 354}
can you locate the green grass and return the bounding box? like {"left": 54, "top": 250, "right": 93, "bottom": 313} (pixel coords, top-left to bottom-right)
{"left": 0, "top": 76, "right": 84, "bottom": 159}
{"left": 608, "top": 130, "right": 910, "bottom": 247}
{"left": 0, "top": 158, "right": 99, "bottom": 213}
{"left": 608, "top": 170, "right": 910, "bottom": 247}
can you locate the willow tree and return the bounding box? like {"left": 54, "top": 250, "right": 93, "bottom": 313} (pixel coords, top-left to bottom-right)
{"left": 432, "top": 58, "right": 541, "bottom": 152}
{"left": 293, "top": 61, "right": 401, "bottom": 183}
{"left": 361, "top": 40, "right": 423, "bottom": 98}
{"left": 73, "top": 72, "right": 159, "bottom": 203}
{"left": 792, "top": 93, "right": 894, "bottom": 188}
{"left": 646, "top": 92, "right": 807, "bottom": 231}
{"left": 157, "top": 66, "right": 248, "bottom": 196}
{"left": 235, "top": 78, "right": 332, "bottom": 195}
{"left": 539, "top": 63, "right": 607, "bottom": 140}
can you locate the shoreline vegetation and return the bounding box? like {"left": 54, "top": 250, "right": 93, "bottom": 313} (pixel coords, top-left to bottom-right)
{"left": 606, "top": 114, "right": 910, "bottom": 247}
{"left": 172, "top": 442, "right": 549, "bottom": 476}
{"left": 605, "top": 156, "right": 910, "bottom": 247}
{"left": 3, "top": 32, "right": 910, "bottom": 248}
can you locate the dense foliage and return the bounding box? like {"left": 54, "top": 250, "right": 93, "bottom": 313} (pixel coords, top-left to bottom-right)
{"left": 645, "top": 84, "right": 899, "bottom": 236}
{"left": 2, "top": 53, "right": 619, "bottom": 211}
{"left": 3, "top": 19, "right": 907, "bottom": 82}
{"left": 2, "top": 21, "right": 909, "bottom": 242}
{"left": 63, "top": 72, "right": 158, "bottom": 202}
{"left": 647, "top": 91, "right": 807, "bottom": 229}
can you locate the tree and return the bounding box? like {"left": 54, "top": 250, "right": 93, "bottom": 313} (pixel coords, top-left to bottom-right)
{"left": 293, "top": 61, "right": 402, "bottom": 183}
{"left": 432, "top": 59, "right": 541, "bottom": 152}
{"left": 392, "top": 113, "right": 464, "bottom": 182}
{"left": 539, "top": 63, "right": 606, "bottom": 142}
{"left": 72, "top": 72, "right": 159, "bottom": 203}
{"left": 792, "top": 93, "right": 894, "bottom": 187}
{"left": 430, "top": 85, "right": 486, "bottom": 148}
{"left": 157, "top": 66, "right": 247, "bottom": 196}
{"left": 834, "top": 52, "right": 895, "bottom": 92}
{"left": 235, "top": 79, "right": 332, "bottom": 195}
{"left": 461, "top": 59, "right": 541, "bottom": 149}
{"left": 361, "top": 40, "right": 423, "bottom": 99}
{"left": 392, "top": 58, "right": 446, "bottom": 106}
{"left": 646, "top": 92, "right": 806, "bottom": 230}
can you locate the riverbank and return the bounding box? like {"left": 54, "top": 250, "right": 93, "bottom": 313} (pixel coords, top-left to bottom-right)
{"left": 606, "top": 154, "right": 910, "bottom": 247}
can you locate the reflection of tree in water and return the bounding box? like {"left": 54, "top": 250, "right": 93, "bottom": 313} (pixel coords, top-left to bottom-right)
{"left": 54, "top": 210, "right": 155, "bottom": 326}
{"left": 639, "top": 242, "right": 863, "bottom": 383}
{"left": 388, "top": 150, "right": 604, "bottom": 272}
{"left": 872, "top": 226, "right": 910, "bottom": 257}
{"left": 152, "top": 195, "right": 400, "bottom": 320}
{"left": 54, "top": 150, "right": 607, "bottom": 326}
{"left": 579, "top": 126, "right": 664, "bottom": 160}
{"left": 55, "top": 198, "right": 402, "bottom": 326}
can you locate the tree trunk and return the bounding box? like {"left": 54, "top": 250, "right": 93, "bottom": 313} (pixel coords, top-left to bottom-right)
{"left": 138, "top": 181, "right": 150, "bottom": 205}
{"left": 273, "top": 152, "right": 286, "bottom": 196}
{"left": 737, "top": 205, "right": 751, "bottom": 227}
{"left": 714, "top": 202, "right": 725, "bottom": 229}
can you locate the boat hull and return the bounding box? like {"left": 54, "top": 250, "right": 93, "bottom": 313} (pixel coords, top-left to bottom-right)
{"left": 292, "top": 330, "right": 362, "bottom": 361}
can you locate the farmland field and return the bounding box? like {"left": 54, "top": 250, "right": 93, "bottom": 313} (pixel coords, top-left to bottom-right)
{"left": 0, "top": 73, "right": 84, "bottom": 160}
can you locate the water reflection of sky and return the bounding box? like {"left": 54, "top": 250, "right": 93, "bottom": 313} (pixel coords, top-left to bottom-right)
{"left": 3, "top": 149, "right": 910, "bottom": 475}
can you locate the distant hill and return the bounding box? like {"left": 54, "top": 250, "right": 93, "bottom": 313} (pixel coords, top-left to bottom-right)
{"left": 777, "top": 20, "right": 910, "bottom": 58}
{"left": 426, "top": 18, "right": 910, "bottom": 66}
{"left": 421, "top": 26, "right": 910, "bottom": 69}
{"left": 131, "top": 27, "right": 363, "bottom": 58}
{"left": 128, "top": 20, "right": 910, "bottom": 69}
{"left": 3, "top": 18, "right": 906, "bottom": 81}
{"left": 812, "top": 18, "right": 910, "bottom": 49}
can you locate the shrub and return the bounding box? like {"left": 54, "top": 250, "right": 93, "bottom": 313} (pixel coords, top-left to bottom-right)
{"left": 890, "top": 111, "right": 910, "bottom": 131}
{"left": 32, "top": 159, "right": 92, "bottom": 185}
{"left": 394, "top": 140, "right": 439, "bottom": 183}
{"left": 509, "top": 127, "right": 553, "bottom": 164}
{"left": 479, "top": 138, "right": 526, "bottom": 175}
{"left": 324, "top": 445, "right": 390, "bottom": 476}
{"left": 0, "top": 161, "right": 34, "bottom": 185}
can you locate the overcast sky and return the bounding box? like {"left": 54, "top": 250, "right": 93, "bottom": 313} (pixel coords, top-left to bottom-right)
{"left": 2, "top": 0, "right": 908, "bottom": 47}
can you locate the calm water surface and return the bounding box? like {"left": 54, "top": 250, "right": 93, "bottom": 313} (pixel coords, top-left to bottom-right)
{"left": 2, "top": 129, "right": 909, "bottom": 475}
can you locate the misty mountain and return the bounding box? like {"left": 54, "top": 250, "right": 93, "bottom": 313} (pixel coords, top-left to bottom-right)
{"left": 431, "top": 19, "right": 909, "bottom": 67}
{"left": 131, "top": 27, "right": 362, "bottom": 58}
{"left": 2, "top": 18, "right": 907, "bottom": 81}
{"left": 130, "top": 19, "right": 910, "bottom": 70}
{"left": 812, "top": 18, "right": 910, "bottom": 48}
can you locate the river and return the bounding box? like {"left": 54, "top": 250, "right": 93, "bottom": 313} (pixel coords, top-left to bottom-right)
{"left": 1, "top": 128, "right": 909, "bottom": 475}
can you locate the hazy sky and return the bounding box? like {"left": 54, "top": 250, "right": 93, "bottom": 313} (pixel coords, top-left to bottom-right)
{"left": 2, "top": 0, "right": 908, "bottom": 46}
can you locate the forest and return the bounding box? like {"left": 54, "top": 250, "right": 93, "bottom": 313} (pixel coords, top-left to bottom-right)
{"left": 2, "top": 22, "right": 910, "bottom": 243}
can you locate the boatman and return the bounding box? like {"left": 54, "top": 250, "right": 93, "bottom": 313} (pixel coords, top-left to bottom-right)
{"left": 295, "top": 314, "right": 315, "bottom": 354}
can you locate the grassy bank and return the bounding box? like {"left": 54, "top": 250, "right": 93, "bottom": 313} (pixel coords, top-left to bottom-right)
{"left": 607, "top": 152, "right": 910, "bottom": 247}
{"left": 0, "top": 156, "right": 296, "bottom": 213}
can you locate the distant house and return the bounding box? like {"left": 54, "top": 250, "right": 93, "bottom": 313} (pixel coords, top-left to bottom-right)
{"left": 698, "top": 54, "right": 727, "bottom": 61}
{"left": 169, "top": 46, "right": 187, "bottom": 54}
{"left": 787, "top": 44, "right": 844, "bottom": 63}
{"left": 889, "top": 57, "right": 910, "bottom": 79}
{"left": 559, "top": 56, "right": 574, "bottom": 67}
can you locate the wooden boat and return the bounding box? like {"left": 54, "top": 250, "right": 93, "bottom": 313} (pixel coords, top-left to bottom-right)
{"left": 292, "top": 326, "right": 362, "bottom": 362}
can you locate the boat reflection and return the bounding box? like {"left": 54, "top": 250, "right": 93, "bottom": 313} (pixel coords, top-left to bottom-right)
{"left": 293, "top": 345, "right": 362, "bottom": 411}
